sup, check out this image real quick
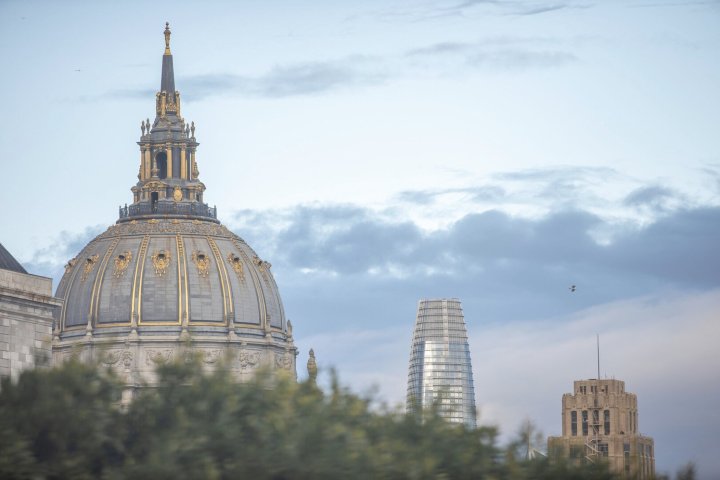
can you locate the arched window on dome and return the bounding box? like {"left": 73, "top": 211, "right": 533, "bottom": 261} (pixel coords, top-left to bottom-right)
{"left": 151, "top": 192, "right": 159, "bottom": 211}
{"left": 156, "top": 152, "right": 168, "bottom": 179}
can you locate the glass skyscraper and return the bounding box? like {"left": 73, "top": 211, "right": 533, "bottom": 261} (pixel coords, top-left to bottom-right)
{"left": 406, "top": 298, "right": 477, "bottom": 428}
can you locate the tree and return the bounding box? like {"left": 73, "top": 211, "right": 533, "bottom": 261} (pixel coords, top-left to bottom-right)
{"left": 1, "top": 360, "right": 623, "bottom": 479}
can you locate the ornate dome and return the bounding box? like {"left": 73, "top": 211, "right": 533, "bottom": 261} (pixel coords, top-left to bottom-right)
{"left": 53, "top": 24, "right": 295, "bottom": 386}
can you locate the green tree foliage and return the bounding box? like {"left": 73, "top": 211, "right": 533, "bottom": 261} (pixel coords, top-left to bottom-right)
{"left": 0, "top": 360, "right": 622, "bottom": 480}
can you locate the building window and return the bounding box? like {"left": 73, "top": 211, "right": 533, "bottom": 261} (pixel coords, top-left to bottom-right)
{"left": 598, "top": 443, "right": 609, "bottom": 457}
{"left": 632, "top": 411, "right": 637, "bottom": 432}
{"left": 624, "top": 443, "right": 631, "bottom": 473}
{"left": 156, "top": 152, "right": 168, "bottom": 179}
{"left": 592, "top": 409, "right": 600, "bottom": 435}
{"left": 571, "top": 411, "right": 578, "bottom": 436}
{"left": 582, "top": 410, "right": 588, "bottom": 436}
{"left": 604, "top": 410, "right": 610, "bottom": 435}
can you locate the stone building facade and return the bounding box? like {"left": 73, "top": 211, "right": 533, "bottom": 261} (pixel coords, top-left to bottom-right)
{"left": 547, "top": 379, "right": 655, "bottom": 479}
{"left": 0, "top": 243, "right": 62, "bottom": 382}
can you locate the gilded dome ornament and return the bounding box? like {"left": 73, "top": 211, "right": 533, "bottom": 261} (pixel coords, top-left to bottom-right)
{"left": 227, "top": 253, "right": 244, "bottom": 280}
{"left": 192, "top": 251, "right": 211, "bottom": 277}
{"left": 151, "top": 250, "right": 171, "bottom": 276}
{"left": 173, "top": 186, "right": 183, "bottom": 202}
{"left": 80, "top": 254, "right": 100, "bottom": 282}
{"left": 112, "top": 251, "right": 133, "bottom": 278}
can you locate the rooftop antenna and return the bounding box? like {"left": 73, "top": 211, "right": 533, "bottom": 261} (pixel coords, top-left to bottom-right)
{"left": 596, "top": 333, "right": 600, "bottom": 380}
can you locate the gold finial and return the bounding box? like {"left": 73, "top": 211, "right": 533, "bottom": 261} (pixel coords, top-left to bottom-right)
{"left": 164, "top": 22, "right": 171, "bottom": 55}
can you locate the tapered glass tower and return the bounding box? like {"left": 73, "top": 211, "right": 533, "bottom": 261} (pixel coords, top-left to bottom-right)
{"left": 406, "top": 298, "right": 477, "bottom": 428}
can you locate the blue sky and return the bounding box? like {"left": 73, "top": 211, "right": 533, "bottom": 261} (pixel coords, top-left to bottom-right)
{"left": 1, "top": 0, "right": 719, "bottom": 477}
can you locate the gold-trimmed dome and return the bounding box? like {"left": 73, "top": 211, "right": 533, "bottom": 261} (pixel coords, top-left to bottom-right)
{"left": 55, "top": 219, "right": 287, "bottom": 335}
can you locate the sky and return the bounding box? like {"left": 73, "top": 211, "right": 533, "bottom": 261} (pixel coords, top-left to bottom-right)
{"left": 1, "top": 0, "right": 719, "bottom": 477}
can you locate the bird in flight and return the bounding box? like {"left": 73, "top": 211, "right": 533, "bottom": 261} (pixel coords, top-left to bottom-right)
{"left": 569, "top": 285, "right": 576, "bottom": 292}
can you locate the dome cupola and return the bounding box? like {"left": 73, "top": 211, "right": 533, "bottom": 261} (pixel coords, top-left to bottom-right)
{"left": 120, "top": 23, "right": 213, "bottom": 222}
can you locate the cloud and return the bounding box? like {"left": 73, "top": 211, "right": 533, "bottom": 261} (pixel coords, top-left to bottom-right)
{"left": 99, "top": 37, "right": 577, "bottom": 102}
{"left": 22, "top": 225, "right": 105, "bottom": 285}
{"left": 622, "top": 185, "right": 683, "bottom": 215}
{"left": 466, "top": 49, "right": 577, "bottom": 69}
{"left": 365, "top": 0, "right": 594, "bottom": 22}
{"left": 407, "top": 39, "right": 578, "bottom": 70}
{"left": 396, "top": 185, "right": 506, "bottom": 205}
{"left": 223, "top": 193, "right": 720, "bottom": 345}
{"left": 181, "top": 56, "right": 388, "bottom": 100}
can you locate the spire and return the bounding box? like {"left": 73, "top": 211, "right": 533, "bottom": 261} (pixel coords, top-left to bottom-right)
{"left": 160, "top": 22, "right": 176, "bottom": 94}
{"left": 118, "top": 24, "right": 215, "bottom": 224}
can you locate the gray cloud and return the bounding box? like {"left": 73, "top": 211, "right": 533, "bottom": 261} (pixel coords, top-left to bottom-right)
{"left": 226, "top": 197, "right": 719, "bottom": 335}
{"left": 493, "top": 165, "right": 618, "bottom": 183}
{"left": 623, "top": 185, "right": 676, "bottom": 207}
{"left": 371, "top": 0, "right": 593, "bottom": 22}
{"left": 100, "top": 36, "right": 576, "bottom": 102}
{"left": 22, "top": 225, "right": 105, "bottom": 285}
{"left": 181, "top": 56, "right": 388, "bottom": 100}
{"left": 396, "top": 185, "right": 506, "bottom": 205}
{"left": 406, "top": 39, "right": 578, "bottom": 70}
{"left": 466, "top": 49, "right": 577, "bottom": 69}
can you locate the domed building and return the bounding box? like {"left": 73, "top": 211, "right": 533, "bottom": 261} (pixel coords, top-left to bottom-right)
{"left": 52, "top": 24, "right": 296, "bottom": 390}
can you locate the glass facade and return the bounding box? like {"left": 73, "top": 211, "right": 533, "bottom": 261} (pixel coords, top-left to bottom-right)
{"left": 406, "top": 299, "right": 477, "bottom": 428}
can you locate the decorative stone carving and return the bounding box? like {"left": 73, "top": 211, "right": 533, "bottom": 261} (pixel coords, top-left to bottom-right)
{"left": 121, "top": 350, "right": 134, "bottom": 369}
{"left": 145, "top": 348, "right": 173, "bottom": 366}
{"left": 98, "top": 219, "right": 238, "bottom": 239}
{"left": 151, "top": 250, "right": 171, "bottom": 276}
{"left": 275, "top": 352, "right": 292, "bottom": 370}
{"left": 101, "top": 350, "right": 122, "bottom": 365}
{"left": 239, "top": 350, "right": 260, "bottom": 370}
{"left": 101, "top": 349, "right": 134, "bottom": 369}
{"left": 80, "top": 254, "right": 100, "bottom": 282}
{"left": 183, "top": 348, "right": 221, "bottom": 364}
{"left": 173, "top": 186, "right": 182, "bottom": 202}
{"left": 200, "top": 349, "right": 221, "bottom": 364}
{"left": 112, "top": 251, "right": 132, "bottom": 278}
{"left": 192, "top": 251, "right": 211, "bottom": 277}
